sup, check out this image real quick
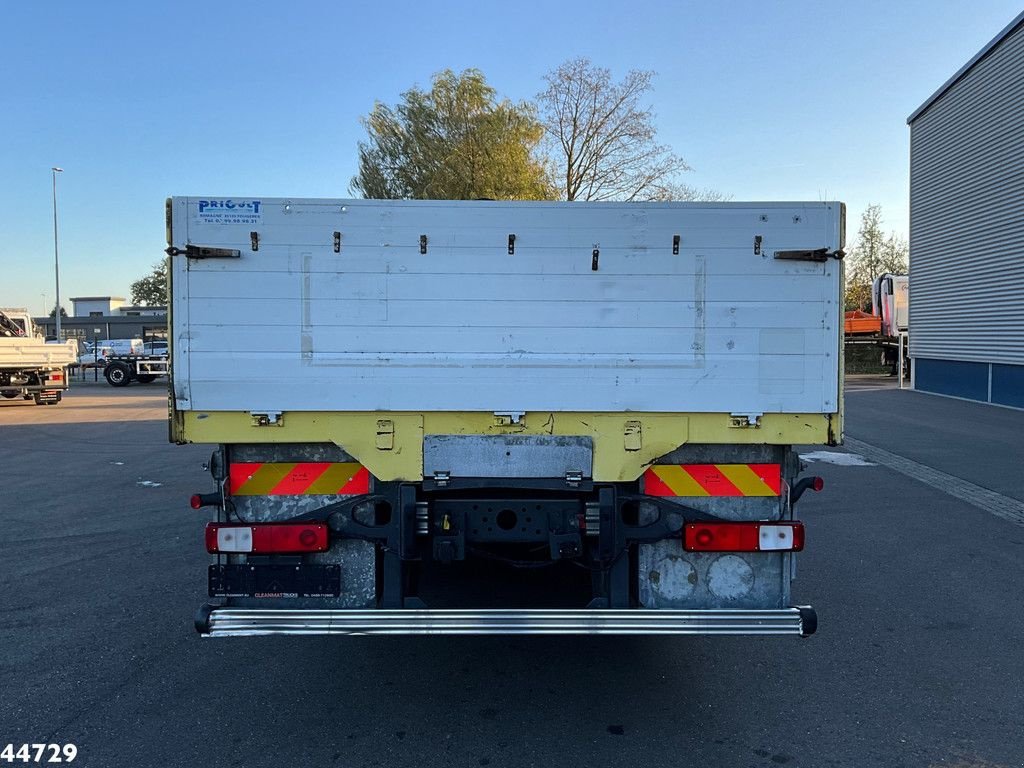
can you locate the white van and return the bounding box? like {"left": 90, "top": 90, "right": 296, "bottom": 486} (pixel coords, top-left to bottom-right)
{"left": 78, "top": 338, "right": 144, "bottom": 366}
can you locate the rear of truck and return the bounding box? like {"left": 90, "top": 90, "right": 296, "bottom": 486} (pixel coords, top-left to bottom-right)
{"left": 0, "top": 309, "right": 74, "bottom": 405}
{"left": 167, "top": 197, "right": 843, "bottom": 637}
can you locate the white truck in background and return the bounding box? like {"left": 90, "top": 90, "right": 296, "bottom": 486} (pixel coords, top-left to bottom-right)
{"left": 873, "top": 273, "right": 908, "bottom": 338}
{"left": 169, "top": 197, "right": 843, "bottom": 638}
{"left": 0, "top": 308, "right": 76, "bottom": 405}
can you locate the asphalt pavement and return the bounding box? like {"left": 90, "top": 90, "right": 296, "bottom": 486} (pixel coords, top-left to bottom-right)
{"left": 2, "top": 378, "right": 1022, "bottom": 768}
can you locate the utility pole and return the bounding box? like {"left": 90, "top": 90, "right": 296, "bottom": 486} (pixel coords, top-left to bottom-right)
{"left": 52, "top": 166, "right": 64, "bottom": 339}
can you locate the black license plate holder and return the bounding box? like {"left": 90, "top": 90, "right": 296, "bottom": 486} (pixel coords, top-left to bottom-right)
{"left": 208, "top": 564, "right": 341, "bottom": 598}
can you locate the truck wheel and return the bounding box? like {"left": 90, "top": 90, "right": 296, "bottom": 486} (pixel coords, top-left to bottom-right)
{"left": 136, "top": 374, "right": 157, "bottom": 384}
{"left": 105, "top": 363, "right": 131, "bottom": 387}
{"left": 1, "top": 390, "right": 17, "bottom": 399}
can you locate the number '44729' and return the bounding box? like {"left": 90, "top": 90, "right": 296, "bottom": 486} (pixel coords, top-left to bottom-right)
{"left": 1, "top": 744, "right": 77, "bottom": 763}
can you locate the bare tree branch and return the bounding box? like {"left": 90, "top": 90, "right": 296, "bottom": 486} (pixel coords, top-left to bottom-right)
{"left": 537, "top": 58, "right": 716, "bottom": 202}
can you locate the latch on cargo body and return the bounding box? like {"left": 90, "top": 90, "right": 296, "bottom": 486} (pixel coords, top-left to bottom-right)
{"left": 729, "top": 412, "right": 762, "bottom": 428}
{"left": 250, "top": 411, "right": 283, "bottom": 427}
{"left": 165, "top": 245, "right": 241, "bottom": 259}
{"left": 773, "top": 247, "right": 845, "bottom": 262}
{"left": 493, "top": 411, "right": 525, "bottom": 426}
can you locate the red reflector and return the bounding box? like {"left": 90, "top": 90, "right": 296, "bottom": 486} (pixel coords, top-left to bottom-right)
{"left": 205, "top": 523, "right": 329, "bottom": 554}
{"left": 204, "top": 524, "right": 220, "bottom": 552}
{"left": 683, "top": 522, "right": 805, "bottom": 552}
{"left": 190, "top": 495, "right": 203, "bottom": 510}
{"left": 812, "top": 476, "right": 825, "bottom": 492}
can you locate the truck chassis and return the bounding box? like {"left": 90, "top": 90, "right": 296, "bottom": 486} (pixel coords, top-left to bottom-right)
{"left": 0, "top": 368, "right": 67, "bottom": 404}
{"left": 103, "top": 355, "right": 169, "bottom": 387}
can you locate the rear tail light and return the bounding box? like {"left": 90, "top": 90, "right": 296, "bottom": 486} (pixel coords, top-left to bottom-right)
{"left": 47, "top": 372, "right": 63, "bottom": 382}
{"left": 683, "top": 522, "right": 804, "bottom": 552}
{"left": 205, "top": 523, "right": 329, "bottom": 554}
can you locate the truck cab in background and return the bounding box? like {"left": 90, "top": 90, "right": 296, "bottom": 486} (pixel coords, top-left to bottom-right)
{"left": 873, "top": 273, "right": 908, "bottom": 338}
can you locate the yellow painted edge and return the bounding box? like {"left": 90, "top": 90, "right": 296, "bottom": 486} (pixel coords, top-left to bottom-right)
{"left": 174, "top": 411, "right": 837, "bottom": 483}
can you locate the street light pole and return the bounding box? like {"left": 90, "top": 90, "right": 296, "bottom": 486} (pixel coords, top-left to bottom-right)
{"left": 51, "top": 166, "right": 63, "bottom": 340}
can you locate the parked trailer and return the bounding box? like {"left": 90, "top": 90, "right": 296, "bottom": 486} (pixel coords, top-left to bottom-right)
{"left": 103, "top": 355, "right": 169, "bottom": 387}
{"left": 844, "top": 274, "right": 909, "bottom": 375}
{"left": 168, "top": 197, "right": 843, "bottom": 637}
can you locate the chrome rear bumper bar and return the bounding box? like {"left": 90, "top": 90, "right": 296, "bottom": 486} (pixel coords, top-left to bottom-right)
{"left": 197, "top": 605, "right": 816, "bottom": 637}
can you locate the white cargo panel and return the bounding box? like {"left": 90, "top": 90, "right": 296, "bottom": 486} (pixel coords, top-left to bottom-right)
{"left": 170, "top": 198, "right": 842, "bottom": 414}
{"left": 0, "top": 339, "right": 76, "bottom": 369}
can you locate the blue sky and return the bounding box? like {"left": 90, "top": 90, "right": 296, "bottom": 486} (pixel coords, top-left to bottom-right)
{"left": 2, "top": 0, "right": 1021, "bottom": 313}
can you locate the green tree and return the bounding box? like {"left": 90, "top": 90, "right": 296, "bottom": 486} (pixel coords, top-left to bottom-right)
{"left": 844, "top": 205, "right": 908, "bottom": 311}
{"left": 351, "top": 69, "right": 553, "bottom": 200}
{"left": 130, "top": 260, "right": 168, "bottom": 306}
{"left": 48, "top": 306, "right": 68, "bottom": 318}
{"left": 536, "top": 57, "right": 724, "bottom": 202}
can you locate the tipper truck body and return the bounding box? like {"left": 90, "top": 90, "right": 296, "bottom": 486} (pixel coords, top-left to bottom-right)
{"left": 0, "top": 308, "right": 75, "bottom": 405}
{"left": 168, "top": 197, "right": 844, "bottom": 637}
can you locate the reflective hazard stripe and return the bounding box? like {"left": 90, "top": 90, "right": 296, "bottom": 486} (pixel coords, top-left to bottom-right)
{"left": 643, "top": 464, "right": 781, "bottom": 497}
{"left": 229, "top": 463, "right": 370, "bottom": 496}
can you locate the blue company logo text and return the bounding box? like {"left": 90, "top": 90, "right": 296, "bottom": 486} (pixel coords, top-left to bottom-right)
{"left": 198, "top": 199, "right": 262, "bottom": 214}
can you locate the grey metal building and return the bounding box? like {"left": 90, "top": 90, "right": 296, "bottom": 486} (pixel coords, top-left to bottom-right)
{"left": 907, "top": 11, "right": 1024, "bottom": 408}
{"left": 34, "top": 314, "right": 167, "bottom": 344}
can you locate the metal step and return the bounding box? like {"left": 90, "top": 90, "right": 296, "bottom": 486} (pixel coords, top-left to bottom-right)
{"left": 197, "top": 605, "right": 816, "bottom": 637}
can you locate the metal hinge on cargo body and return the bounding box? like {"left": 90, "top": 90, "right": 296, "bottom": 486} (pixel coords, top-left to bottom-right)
{"left": 730, "top": 412, "right": 762, "bottom": 428}
{"left": 250, "top": 411, "right": 283, "bottom": 427}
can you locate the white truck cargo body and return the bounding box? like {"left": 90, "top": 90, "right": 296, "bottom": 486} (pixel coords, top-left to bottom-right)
{"left": 0, "top": 308, "right": 75, "bottom": 405}
{"left": 171, "top": 197, "right": 842, "bottom": 638}
{"left": 0, "top": 339, "right": 76, "bottom": 369}
{"left": 170, "top": 198, "right": 843, "bottom": 416}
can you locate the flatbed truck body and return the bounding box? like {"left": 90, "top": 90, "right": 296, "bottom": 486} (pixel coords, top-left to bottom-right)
{"left": 167, "top": 197, "right": 844, "bottom": 637}
{"left": 0, "top": 309, "right": 74, "bottom": 405}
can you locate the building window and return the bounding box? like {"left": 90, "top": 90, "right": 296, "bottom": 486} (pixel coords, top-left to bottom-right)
{"left": 89, "top": 311, "right": 103, "bottom": 317}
